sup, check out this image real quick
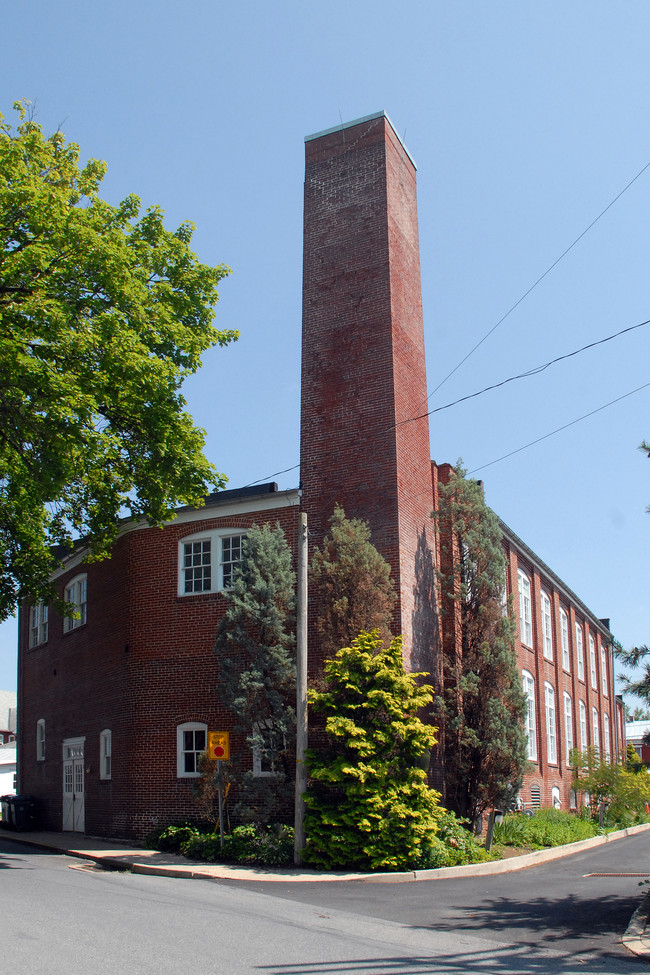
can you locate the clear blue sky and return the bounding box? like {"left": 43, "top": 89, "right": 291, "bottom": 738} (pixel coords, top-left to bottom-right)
{"left": 1, "top": 1, "right": 648, "bottom": 694}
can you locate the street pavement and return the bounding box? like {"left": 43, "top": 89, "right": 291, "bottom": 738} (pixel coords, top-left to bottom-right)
{"left": 2, "top": 823, "right": 650, "bottom": 973}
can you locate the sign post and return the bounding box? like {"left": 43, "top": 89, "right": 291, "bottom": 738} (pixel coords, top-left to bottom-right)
{"left": 208, "top": 732, "right": 230, "bottom": 848}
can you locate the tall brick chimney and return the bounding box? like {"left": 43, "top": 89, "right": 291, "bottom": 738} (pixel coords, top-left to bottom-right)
{"left": 300, "top": 112, "right": 439, "bottom": 673}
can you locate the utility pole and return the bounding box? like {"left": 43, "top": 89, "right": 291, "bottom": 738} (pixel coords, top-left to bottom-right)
{"left": 294, "top": 511, "right": 308, "bottom": 865}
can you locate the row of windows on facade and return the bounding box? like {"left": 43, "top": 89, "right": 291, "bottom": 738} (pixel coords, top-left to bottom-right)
{"left": 28, "top": 532, "right": 248, "bottom": 648}
{"left": 517, "top": 568, "right": 609, "bottom": 695}
{"left": 521, "top": 671, "right": 612, "bottom": 767}
{"left": 520, "top": 784, "right": 590, "bottom": 812}
{"left": 34, "top": 721, "right": 274, "bottom": 779}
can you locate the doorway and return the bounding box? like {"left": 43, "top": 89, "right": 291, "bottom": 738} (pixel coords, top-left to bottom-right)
{"left": 62, "top": 738, "right": 85, "bottom": 832}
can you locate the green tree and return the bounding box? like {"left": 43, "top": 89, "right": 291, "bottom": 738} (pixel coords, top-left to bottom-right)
{"left": 617, "top": 644, "right": 650, "bottom": 712}
{"left": 310, "top": 505, "right": 396, "bottom": 656}
{"left": 434, "top": 465, "right": 528, "bottom": 826}
{"left": 303, "top": 630, "right": 440, "bottom": 871}
{"left": 626, "top": 743, "right": 646, "bottom": 774}
{"left": 214, "top": 523, "right": 296, "bottom": 822}
{"left": 0, "top": 102, "right": 237, "bottom": 619}
{"left": 572, "top": 748, "right": 650, "bottom": 825}
{"left": 623, "top": 703, "right": 650, "bottom": 722}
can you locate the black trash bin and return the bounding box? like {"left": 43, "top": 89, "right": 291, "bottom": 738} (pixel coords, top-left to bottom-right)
{"left": 8, "top": 795, "right": 36, "bottom": 831}
{"left": 0, "top": 795, "right": 13, "bottom": 828}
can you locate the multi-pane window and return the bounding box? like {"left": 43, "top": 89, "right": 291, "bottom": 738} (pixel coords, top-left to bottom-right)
{"left": 100, "top": 729, "right": 112, "bottom": 780}
{"left": 251, "top": 719, "right": 284, "bottom": 778}
{"left": 603, "top": 713, "right": 611, "bottom": 762}
{"left": 563, "top": 692, "right": 574, "bottom": 765}
{"left": 601, "top": 646, "right": 608, "bottom": 696}
{"left": 183, "top": 540, "right": 212, "bottom": 593}
{"left": 560, "top": 609, "right": 570, "bottom": 671}
{"left": 177, "top": 722, "right": 207, "bottom": 777}
{"left": 36, "top": 719, "right": 45, "bottom": 761}
{"left": 579, "top": 700, "right": 587, "bottom": 751}
{"left": 541, "top": 591, "right": 553, "bottom": 660}
{"left": 179, "top": 533, "right": 246, "bottom": 594}
{"left": 545, "top": 682, "right": 557, "bottom": 764}
{"left": 64, "top": 575, "right": 87, "bottom": 632}
{"left": 592, "top": 708, "right": 600, "bottom": 758}
{"left": 589, "top": 634, "right": 597, "bottom": 690}
{"left": 522, "top": 670, "right": 537, "bottom": 760}
{"left": 29, "top": 602, "right": 49, "bottom": 648}
{"left": 518, "top": 570, "right": 532, "bottom": 647}
{"left": 221, "top": 534, "right": 244, "bottom": 589}
{"left": 575, "top": 623, "right": 585, "bottom": 681}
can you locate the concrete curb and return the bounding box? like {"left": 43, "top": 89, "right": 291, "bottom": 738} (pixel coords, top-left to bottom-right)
{"left": 4, "top": 820, "right": 650, "bottom": 884}
{"left": 350, "top": 822, "right": 650, "bottom": 883}
{"left": 621, "top": 891, "right": 650, "bottom": 959}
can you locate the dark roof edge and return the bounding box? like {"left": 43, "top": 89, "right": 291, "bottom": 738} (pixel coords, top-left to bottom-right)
{"left": 179, "top": 481, "right": 284, "bottom": 512}
{"left": 498, "top": 516, "right": 613, "bottom": 641}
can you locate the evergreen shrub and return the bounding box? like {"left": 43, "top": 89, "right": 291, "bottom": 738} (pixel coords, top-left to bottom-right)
{"left": 304, "top": 631, "right": 441, "bottom": 872}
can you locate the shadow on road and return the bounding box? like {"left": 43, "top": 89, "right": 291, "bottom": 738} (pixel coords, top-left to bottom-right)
{"left": 257, "top": 943, "right": 642, "bottom": 974}
{"left": 414, "top": 890, "right": 641, "bottom": 947}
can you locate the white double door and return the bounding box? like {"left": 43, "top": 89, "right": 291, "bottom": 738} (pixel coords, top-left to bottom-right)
{"left": 62, "top": 738, "right": 85, "bottom": 832}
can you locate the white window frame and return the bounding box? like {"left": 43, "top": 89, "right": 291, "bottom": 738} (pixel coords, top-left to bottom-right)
{"left": 64, "top": 574, "right": 87, "bottom": 632}
{"left": 545, "top": 681, "right": 557, "bottom": 765}
{"left": 522, "top": 670, "right": 537, "bottom": 761}
{"left": 589, "top": 634, "right": 597, "bottom": 690}
{"left": 29, "top": 602, "right": 49, "bottom": 648}
{"left": 601, "top": 645, "right": 608, "bottom": 696}
{"left": 603, "top": 713, "right": 611, "bottom": 762}
{"left": 36, "top": 718, "right": 45, "bottom": 761}
{"left": 560, "top": 609, "right": 570, "bottom": 671}
{"left": 518, "top": 569, "right": 532, "bottom": 647}
{"left": 592, "top": 707, "right": 600, "bottom": 758}
{"left": 563, "top": 692, "right": 574, "bottom": 766}
{"left": 176, "top": 722, "right": 207, "bottom": 778}
{"left": 551, "top": 786, "right": 561, "bottom": 809}
{"left": 251, "top": 719, "right": 284, "bottom": 778}
{"left": 100, "top": 729, "right": 112, "bottom": 780}
{"left": 540, "top": 591, "right": 553, "bottom": 660}
{"left": 178, "top": 530, "right": 247, "bottom": 596}
{"left": 579, "top": 700, "right": 587, "bottom": 751}
{"left": 575, "top": 623, "right": 585, "bottom": 682}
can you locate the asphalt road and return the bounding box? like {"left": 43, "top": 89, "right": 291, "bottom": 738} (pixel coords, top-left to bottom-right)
{"left": 2, "top": 832, "right": 649, "bottom": 975}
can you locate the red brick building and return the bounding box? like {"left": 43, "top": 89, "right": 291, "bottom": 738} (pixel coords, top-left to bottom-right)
{"left": 17, "top": 113, "right": 623, "bottom": 838}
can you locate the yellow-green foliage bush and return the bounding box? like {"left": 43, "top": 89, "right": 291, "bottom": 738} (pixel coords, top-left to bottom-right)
{"left": 304, "top": 631, "right": 441, "bottom": 871}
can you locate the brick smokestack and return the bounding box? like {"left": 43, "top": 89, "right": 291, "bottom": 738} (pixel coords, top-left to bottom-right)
{"left": 300, "top": 112, "right": 439, "bottom": 673}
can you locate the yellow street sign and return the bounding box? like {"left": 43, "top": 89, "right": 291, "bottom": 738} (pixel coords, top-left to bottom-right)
{"left": 208, "top": 731, "right": 230, "bottom": 761}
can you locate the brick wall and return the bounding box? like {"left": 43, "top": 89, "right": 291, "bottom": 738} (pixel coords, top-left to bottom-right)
{"left": 504, "top": 537, "right": 620, "bottom": 810}
{"left": 300, "top": 112, "right": 439, "bottom": 677}
{"left": 19, "top": 491, "right": 300, "bottom": 839}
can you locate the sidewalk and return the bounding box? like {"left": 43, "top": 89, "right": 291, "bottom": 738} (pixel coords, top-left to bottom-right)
{"left": 3, "top": 822, "right": 650, "bottom": 958}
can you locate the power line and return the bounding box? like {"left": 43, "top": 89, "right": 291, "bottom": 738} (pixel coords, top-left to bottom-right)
{"left": 468, "top": 381, "right": 650, "bottom": 475}
{"left": 397, "top": 317, "right": 650, "bottom": 427}
{"left": 428, "top": 158, "right": 650, "bottom": 401}
{"left": 242, "top": 463, "right": 300, "bottom": 488}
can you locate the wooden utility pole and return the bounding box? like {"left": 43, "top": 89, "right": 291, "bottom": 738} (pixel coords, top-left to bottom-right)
{"left": 294, "top": 511, "right": 308, "bottom": 865}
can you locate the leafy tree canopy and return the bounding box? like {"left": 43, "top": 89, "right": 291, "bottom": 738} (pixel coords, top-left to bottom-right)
{"left": 434, "top": 465, "right": 528, "bottom": 825}
{"left": 0, "top": 102, "right": 237, "bottom": 619}
{"left": 310, "top": 504, "right": 396, "bottom": 657}
{"left": 304, "top": 630, "right": 440, "bottom": 871}
{"left": 572, "top": 747, "right": 650, "bottom": 825}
